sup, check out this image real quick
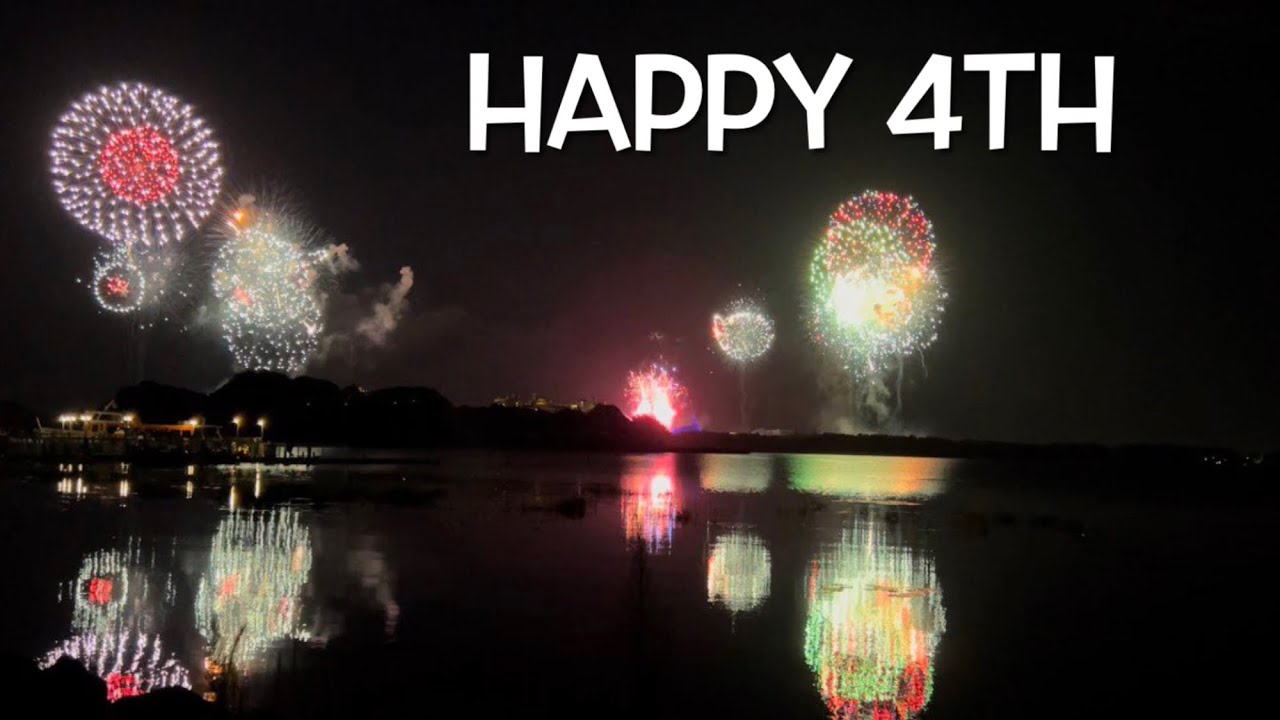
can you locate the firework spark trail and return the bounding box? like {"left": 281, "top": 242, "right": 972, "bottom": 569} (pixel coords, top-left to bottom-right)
{"left": 50, "top": 82, "right": 223, "bottom": 247}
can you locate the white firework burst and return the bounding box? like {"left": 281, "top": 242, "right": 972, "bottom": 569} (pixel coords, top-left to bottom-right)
{"left": 212, "top": 200, "right": 328, "bottom": 373}
{"left": 51, "top": 82, "right": 223, "bottom": 246}
{"left": 712, "top": 298, "right": 776, "bottom": 365}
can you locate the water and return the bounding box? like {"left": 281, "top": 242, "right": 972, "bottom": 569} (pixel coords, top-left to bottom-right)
{"left": 0, "top": 453, "right": 1266, "bottom": 717}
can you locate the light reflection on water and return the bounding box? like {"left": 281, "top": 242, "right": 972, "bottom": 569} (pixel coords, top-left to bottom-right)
{"left": 700, "top": 453, "right": 772, "bottom": 493}
{"left": 789, "top": 455, "right": 952, "bottom": 501}
{"left": 195, "top": 509, "right": 314, "bottom": 669}
{"left": 15, "top": 452, "right": 962, "bottom": 716}
{"left": 38, "top": 539, "right": 191, "bottom": 702}
{"left": 804, "top": 506, "right": 945, "bottom": 720}
{"left": 706, "top": 528, "right": 771, "bottom": 614}
{"left": 622, "top": 454, "right": 681, "bottom": 554}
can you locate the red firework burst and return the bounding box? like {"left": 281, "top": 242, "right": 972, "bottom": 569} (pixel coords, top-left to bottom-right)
{"left": 625, "top": 363, "right": 689, "bottom": 430}
{"left": 104, "top": 275, "right": 130, "bottom": 297}
{"left": 98, "top": 126, "right": 180, "bottom": 205}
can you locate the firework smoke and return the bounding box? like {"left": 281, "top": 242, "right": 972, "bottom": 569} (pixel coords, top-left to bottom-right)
{"left": 323, "top": 243, "right": 360, "bottom": 274}
{"left": 356, "top": 266, "right": 414, "bottom": 346}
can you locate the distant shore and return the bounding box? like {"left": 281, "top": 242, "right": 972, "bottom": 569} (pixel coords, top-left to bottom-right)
{"left": 3, "top": 429, "right": 1271, "bottom": 476}
{"left": 2, "top": 372, "right": 1274, "bottom": 476}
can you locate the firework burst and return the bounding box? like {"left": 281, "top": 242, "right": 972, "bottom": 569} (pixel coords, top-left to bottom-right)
{"left": 713, "top": 297, "right": 775, "bottom": 429}
{"left": 50, "top": 82, "right": 223, "bottom": 247}
{"left": 211, "top": 199, "right": 328, "bottom": 373}
{"left": 712, "top": 299, "right": 775, "bottom": 365}
{"left": 810, "top": 190, "right": 946, "bottom": 376}
{"left": 87, "top": 241, "right": 206, "bottom": 328}
{"left": 625, "top": 361, "right": 689, "bottom": 430}
{"left": 91, "top": 246, "right": 147, "bottom": 314}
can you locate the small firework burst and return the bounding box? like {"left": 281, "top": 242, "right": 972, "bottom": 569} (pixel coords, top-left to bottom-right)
{"left": 712, "top": 299, "right": 775, "bottom": 365}
{"left": 91, "top": 246, "right": 146, "bottom": 314}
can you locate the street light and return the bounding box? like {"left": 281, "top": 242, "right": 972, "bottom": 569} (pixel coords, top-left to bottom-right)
{"left": 232, "top": 415, "right": 243, "bottom": 437}
{"left": 256, "top": 417, "right": 267, "bottom": 440}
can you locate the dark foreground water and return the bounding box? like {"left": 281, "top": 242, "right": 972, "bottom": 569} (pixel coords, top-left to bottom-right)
{"left": 0, "top": 453, "right": 1269, "bottom": 718}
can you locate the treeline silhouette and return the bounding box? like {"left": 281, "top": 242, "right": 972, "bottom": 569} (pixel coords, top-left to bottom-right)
{"left": 111, "top": 372, "right": 672, "bottom": 451}
{"left": 2, "top": 372, "right": 1272, "bottom": 479}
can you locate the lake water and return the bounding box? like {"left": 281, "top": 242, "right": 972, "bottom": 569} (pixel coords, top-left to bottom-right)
{"left": 0, "top": 452, "right": 1266, "bottom": 718}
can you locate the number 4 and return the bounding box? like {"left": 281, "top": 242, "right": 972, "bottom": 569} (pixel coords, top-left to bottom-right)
{"left": 886, "top": 54, "right": 962, "bottom": 150}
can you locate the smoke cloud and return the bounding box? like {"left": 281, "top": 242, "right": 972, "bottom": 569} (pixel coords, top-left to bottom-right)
{"left": 324, "top": 243, "right": 361, "bottom": 274}
{"left": 861, "top": 375, "right": 892, "bottom": 427}
{"left": 356, "top": 266, "right": 414, "bottom": 346}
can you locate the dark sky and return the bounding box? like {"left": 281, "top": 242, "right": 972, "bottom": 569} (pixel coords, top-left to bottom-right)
{"left": 1, "top": 1, "right": 1273, "bottom": 448}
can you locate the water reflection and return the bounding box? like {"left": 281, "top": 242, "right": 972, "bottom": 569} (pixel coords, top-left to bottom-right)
{"left": 10, "top": 454, "right": 973, "bottom": 716}
{"left": 312, "top": 544, "right": 401, "bottom": 642}
{"left": 195, "top": 508, "right": 313, "bottom": 670}
{"left": 39, "top": 540, "right": 191, "bottom": 701}
{"left": 622, "top": 455, "right": 680, "bottom": 554}
{"left": 790, "top": 455, "right": 951, "bottom": 501}
{"left": 55, "top": 476, "right": 86, "bottom": 496}
{"left": 700, "top": 453, "right": 771, "bottom": 493}
{"left": 706, "top": 528, "right": 771, "bottom": 614}
{"left": 347, "top": 547, "right": 400, "bottom": 636}
{"left": 804, "top": 507, "right": 945, "bottom": 720}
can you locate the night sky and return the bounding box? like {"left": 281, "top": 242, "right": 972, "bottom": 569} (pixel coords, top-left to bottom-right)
{"left": 0, "top": 2, "right": 1272, "bottom": 448}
